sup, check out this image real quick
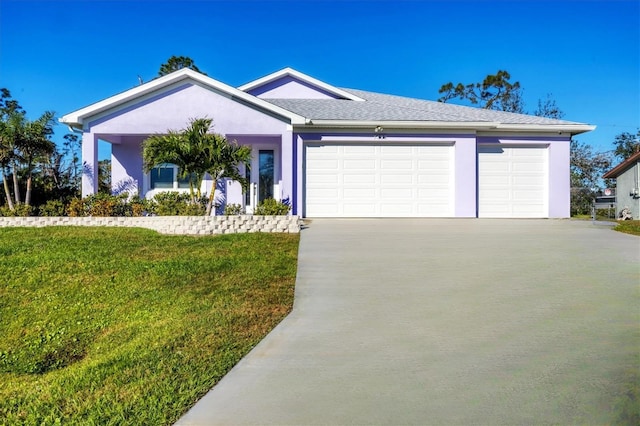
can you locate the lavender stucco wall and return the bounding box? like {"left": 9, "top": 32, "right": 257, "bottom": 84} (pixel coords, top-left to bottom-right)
{"left": 453, "top": 134, "right": 478, "bottom": 217}
{"left": 247, "top": 76, "right": 339, "bottom": 99}
{"left": 87, "top": 83, "right": 290, "bottom": 135}
{"left": 111, "top": 136, "right": 144, "bottom": 195}
{"left": 82, "top": 133, "right": 98, "bottom": 196}
{"left": 548, "top": 139, "right": 571, "bottom": 218}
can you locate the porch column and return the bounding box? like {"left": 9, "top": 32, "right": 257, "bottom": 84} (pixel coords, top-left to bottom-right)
{"left": 280, "top": 129, "right": 294, "bottom": 210}
{"left": 294, "top": 133, "right": 304, "bottom": 216}
{"left": 82, "top": 133, "right": 98, "bottom": 197}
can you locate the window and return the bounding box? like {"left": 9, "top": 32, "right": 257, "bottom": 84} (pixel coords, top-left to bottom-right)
{"left": 150, "top": 167, "right": 174, "bottom": 189}
{"left": 259, "top": 150, "right": 274, "bottom": 202}
{"left": 149, "top": 165, "right": 196, "bottom": 190}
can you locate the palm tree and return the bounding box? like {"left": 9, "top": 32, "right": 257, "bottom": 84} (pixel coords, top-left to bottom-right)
{"left": 0, "top": 110, "right": 56, "bottom": 208}
{"left": 142, "top": 118, "right": 251, "bottom": 215}
{"left": 201, "top": 132, "right": 251, "bottom": 216}
{"left": 19, "top": 111, "right": 56, "bottom": 206}
{"left": 0, "top": 119, "right": 15, "bottom": 210}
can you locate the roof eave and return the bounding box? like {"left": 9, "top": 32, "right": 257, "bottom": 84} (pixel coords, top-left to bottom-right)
{"left": 603, "top": 151, "right": 640, "bottom": 178}
{"left": 238, "top": 67, "right": 366, "bottom": 102}
{"left": 494, "top": 123, "right": 596, "bottom": 135}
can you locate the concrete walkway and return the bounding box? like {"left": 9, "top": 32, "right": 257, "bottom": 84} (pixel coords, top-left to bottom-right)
{"left": 177, "top": 219, "right": 639, "bottom": 425}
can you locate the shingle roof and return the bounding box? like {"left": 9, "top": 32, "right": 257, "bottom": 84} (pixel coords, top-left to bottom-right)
{"left": 263, "top": 88, "right": 586, "bottom": 125}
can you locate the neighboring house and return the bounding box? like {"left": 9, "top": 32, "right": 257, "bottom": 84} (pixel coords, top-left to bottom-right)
{"left": 60, "top": 67, "right": 595, "bottom": 218}
{"left": 603, "top": 151, "right": 640, "bottom": 219}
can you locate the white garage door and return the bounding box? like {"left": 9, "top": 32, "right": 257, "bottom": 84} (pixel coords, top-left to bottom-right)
{"left": 305, "top": 143, "right": 453, "bottom": 217}
{"left": 478, "top": 145, "right": 548, "bottom": 218}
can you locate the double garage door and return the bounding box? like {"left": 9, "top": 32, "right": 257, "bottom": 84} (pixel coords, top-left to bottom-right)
{"left": 304, "top": 143, "right": 548, "bottom": 218}
{"left": 305, "top": 143, "right": 453, "bottom": 217}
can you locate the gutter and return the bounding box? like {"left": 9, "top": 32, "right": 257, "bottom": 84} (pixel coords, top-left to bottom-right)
{"left": 296, "top": 120, "right": 501, "bottom": 130}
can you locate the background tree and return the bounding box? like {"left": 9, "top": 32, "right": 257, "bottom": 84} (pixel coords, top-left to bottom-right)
{"left": 35, "top": 133, "right": 82, "bottom": 203}
{"left": 158, "top": 56, "right": 205, "bottom": 76}
{"left": 612, "top": 129, "right": 640, "bottom": 161}
{"left": 534, "top": 94, "right": 565, "bottom": 120}
{"left": 19, "top": 111, "right": 56, "bottom": 206}
{"left": 437, "top": 70, "right": 525, "bottom": 113}
{"left": 98, "top": 159, "right": 112, "bottom": 194}
{"left": 1, "top": 88, "right": 83, "bottom": 212}
{"left": 570, "top": 140, "right": 612, "bottom": 215}
{"left": 0, "top": 89, "right": 24, "bottom": 209}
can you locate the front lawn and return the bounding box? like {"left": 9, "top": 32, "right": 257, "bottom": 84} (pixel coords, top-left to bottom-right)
{"left": 0, "top": 227, "right": 299, "bottom": 425}
{"left": 614, "top": 220, "right": 640, "bottom": 236}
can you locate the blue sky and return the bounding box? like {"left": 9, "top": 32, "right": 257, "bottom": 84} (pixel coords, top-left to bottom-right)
{"left": 1, "top": 0, "right": 638, "bottom": 159}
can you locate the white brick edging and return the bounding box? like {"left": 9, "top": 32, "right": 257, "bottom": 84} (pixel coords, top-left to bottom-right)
{"left": 0, "top": 215, "right": 302, "bottom": 235}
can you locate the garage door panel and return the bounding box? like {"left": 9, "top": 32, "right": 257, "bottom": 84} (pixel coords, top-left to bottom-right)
{"left": 343, "top": 174, "right": 376, "bottom": 184}
{"left": 306, "top": 143, "right": 453, "bottom": 217}
{"left": 344, "top": 188, "right": 375, "bottom": 198}
{"left": 381, "top": 204, "right": 414, "bottom": 215}
{"left": 344, "top": 145, "right": 375, "bottom": 155}
{"left": 380, "top": 146, "right": 413, "bottom": 155}
{"left": 309, "top": 159, "right": 339, "bottom": 170}
{"left": 307, "top": 174, "right": 339, "bottom": 185}
{"left": 418, "top": 174, "right": 450, "bottom": 185}
{"left": 513, "top": 175, "right": 544, "bottom": 186}
{"left": 513, "top": 190, "right": 545, "bottom": 201}
{"left": 343, "top": 159, "right": 376, "bottom": 170}
{"left": 381, "top": 174, "right": 414, "bottom": 185}
{"left": 513, "top": 163, "right": 545, "bottom": 172}
{"left": 310, "top": 187, "right": 339, "bottom": 197}
{"left": 417, "top": 188, "right": 450, "bottom": 198}
{"left": 418, "top": 159, "right": 450, "bottom": 170}
{"left": 418, "top": 204, "right": 451, "bottom": 215}
{"left": 381, "top": 159, "right": 413, "bottom": 169}
{"left": 382, "top": 188, "right": 412, "bottom": 198}
{"left": 343, "top": 203, "right": 376, "bottom": 216}
{"left": 478, "top": 145, "right": 547, "bottom": 218}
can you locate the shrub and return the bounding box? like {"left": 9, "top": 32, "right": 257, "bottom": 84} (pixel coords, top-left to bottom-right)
{"left": 224, "top": 203, "right": 244, "bottom": 215}
{"left": 67, "top": 198, "right": 86, "bottom": 217}
{"left": 67, "top": 194, "right": 132, "bottom": 217}
{"left": 254, "top": 198, "right": 291, "bottom": 215}
{"left": 39, "top": 200, "right": 66, "bottom": 217}
{"left": 127, "top": 196, "right": 157, "bottom": 217}
{"left": 0, "top": 204, "right": 34, "bottom": 217}
{"left": 153, "top": 192, "right": 206, "bottom": 216}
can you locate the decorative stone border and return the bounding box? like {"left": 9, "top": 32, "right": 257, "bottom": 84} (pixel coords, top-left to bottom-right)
{"left": 0, "top": 215, "right": 301, "bottom": 235}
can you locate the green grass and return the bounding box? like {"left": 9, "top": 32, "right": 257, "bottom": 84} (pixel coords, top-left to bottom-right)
{"left": 0, "top": 227, "right": 299, "bottom": 425}
{"left": 614, "top": 220, "right": 640, "bottom": 236}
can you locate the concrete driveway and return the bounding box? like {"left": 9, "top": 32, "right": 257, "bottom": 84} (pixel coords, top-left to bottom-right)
{"left": 177, "top": 219, "right": 639, "bottom": 425}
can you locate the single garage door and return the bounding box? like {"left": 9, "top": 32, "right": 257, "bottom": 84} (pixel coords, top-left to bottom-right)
{"left": 305, "top": 143, "right": 453, "bottom": 217}
{"left": 478, "top": 145, "right": 548, "bottom": 218}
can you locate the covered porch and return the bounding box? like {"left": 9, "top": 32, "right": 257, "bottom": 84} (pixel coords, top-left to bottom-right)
{"left": 82, "top": 132, "right": 288, "bottom": 214}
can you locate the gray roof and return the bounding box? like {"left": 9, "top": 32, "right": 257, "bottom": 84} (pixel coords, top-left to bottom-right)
{"left": 263, "top": 88, "right": 585, "bottom": 125}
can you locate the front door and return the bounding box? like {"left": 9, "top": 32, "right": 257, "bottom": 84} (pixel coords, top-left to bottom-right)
{"left": 245, "top": 147, "right": 278, "bottom": 213}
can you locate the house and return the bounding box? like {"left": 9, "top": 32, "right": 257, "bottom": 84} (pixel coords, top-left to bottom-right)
{"left": 603, "top": 151, "right": 640, "bottom": 219}
{"left": 60, "top": 67, "right": 595, "bottom": 218}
